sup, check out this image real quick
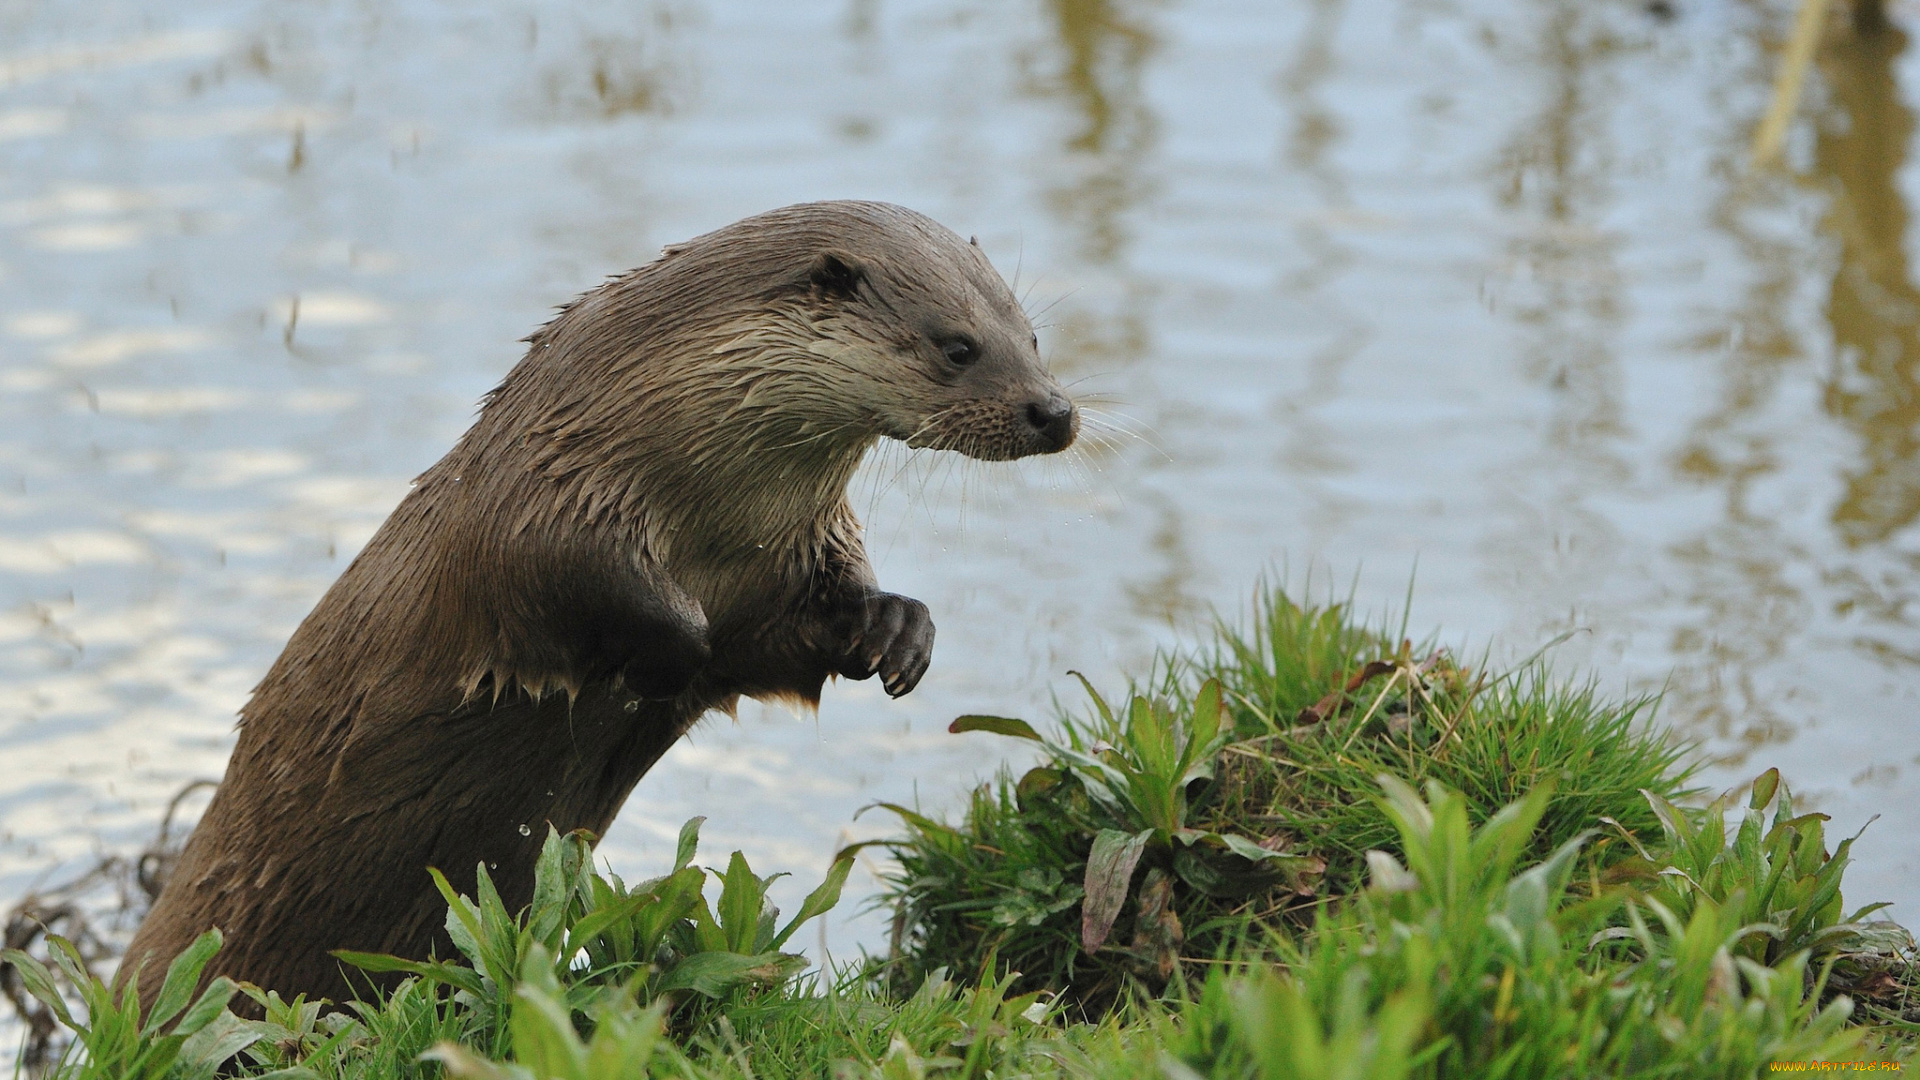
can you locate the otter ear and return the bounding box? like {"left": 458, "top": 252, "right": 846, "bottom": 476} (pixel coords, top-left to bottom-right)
{"left": 809, "top": 252, "right": 864, "bottom": 300}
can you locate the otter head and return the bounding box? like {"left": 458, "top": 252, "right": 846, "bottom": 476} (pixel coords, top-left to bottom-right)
{"left": 786, "top": 207, "right": 1078, "bottom": 461}
{"left": 507, "top": 201, "right": 1080, "bottom": 535}
{"left": 674, "top": 201, "right": 1078, "bottom": 464}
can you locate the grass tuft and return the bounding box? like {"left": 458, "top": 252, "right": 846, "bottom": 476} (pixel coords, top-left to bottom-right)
{"left": 882, "top": 585, "right": 1698, "bottom": 1009}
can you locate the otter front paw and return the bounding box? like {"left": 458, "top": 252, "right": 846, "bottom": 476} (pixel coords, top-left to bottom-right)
{"left": 834, "top": 593, "right": 935, "bottom": 698}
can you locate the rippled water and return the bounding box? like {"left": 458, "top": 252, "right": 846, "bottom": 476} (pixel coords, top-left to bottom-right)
{"left": 4, "top": 0, "right": 1918, "bottom": 1028}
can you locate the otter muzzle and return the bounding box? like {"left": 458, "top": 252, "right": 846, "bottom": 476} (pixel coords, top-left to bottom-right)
{"left": 1023, "top": 393, "right": 1078, "bottom": 454}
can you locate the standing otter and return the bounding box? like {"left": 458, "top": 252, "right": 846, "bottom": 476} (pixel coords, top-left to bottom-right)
{"left": 121, "top": 201, "right": 1078, "bottom": 1006}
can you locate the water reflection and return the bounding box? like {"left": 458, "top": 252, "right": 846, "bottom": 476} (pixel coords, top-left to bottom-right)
{"left": 1021, "top": 0, "right": 1173, "bottom": 618}
{"left": 1816, "top": 16, "right": 1920, "bottom": 675}
{"left": 1026, "top": 0, "right": 1159, "bottom": 264}
{"left": 1271, "top": 0, "right": 1367, "bottom": 483}
{"left": 536, "top": 3, "right": 691, "bottom": 120}
{"left": 1280, "top": 0, "right": 1342, "bottom": 185}
{"left": 1481, "top": 2, "right": 1634, "bottom": 656}
{"left": 1668, "top": 6, "right": 1920, "bottom": 755}
{"left": 1819, "top": 20, "right": 1920, "bottom": 549}
{"left": 1656, "top": 6, "right": 1791, "bottom": 751}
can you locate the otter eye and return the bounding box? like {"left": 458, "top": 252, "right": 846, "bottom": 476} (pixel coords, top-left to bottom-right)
{"left": 939, "top": 338, "right": 979, "bottom": 367}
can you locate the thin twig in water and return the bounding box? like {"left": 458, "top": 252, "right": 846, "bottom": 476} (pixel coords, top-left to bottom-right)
{"left": 1752, "top": 0, "right": 1833, "bottom": 168}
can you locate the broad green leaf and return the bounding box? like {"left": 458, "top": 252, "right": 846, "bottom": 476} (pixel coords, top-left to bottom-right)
{"left": 46, "top": 937, "right": 99, "bottom": 1015}
{"left": 136, "top": 1036, "right": 190, "bottom": 1080}
{"left": 1367, "top": 850, "right": 1420, "bottom": 894}
{"left": 1752, "top": 841, "right": 1798, "bottom": 925}
{"left": 144, "top": 928, "right": 223, "bottom": 1034}
{"left": 1033, "top": 743, "right": 1140, "bottom": 819}
{"left": 674, "top": 816, "right": 705, "bottom": 873}
{"left": 715, "top": 850, "right": 770, "bottom": 954}
{"left": 509, "top": 980, "right": 584, "bottom": 1080}
{"left": 1124, "top": 695, "right": 1165, "bottom": 774}
{"left": 688, "top": 891, "right": 727, "bottom": 954}
{"left": 470, "top": 862, "right": 522, "bottom": 988}
{"left": 1503, "top": 831, "right": 1592, "bottom": 941}
{"left": 1189, "top": 678, "right": 1225, "bottom": 750}
{"left": 1785, "top": 835, "right": 1855, "bottom": 945}
{"left": 430, "top": 868, "right": 486, "bottom": 970}
{"left": 1749, "top": 766, "right": 1781, "bottom": 810}
{"left": 768, "top": 841, "right": 880, "bottom": 951}
{"left": 1081, "top": 828, "right": 1153, "bottom": 952}
{"left": 1015, "top": 766, "right": 1064, "bottom": 808}
{"left": 654, "top": 950, "right": 805, "bottom": 998}
{"left": 566, "top": 888, "right": 665, "bottom": 954}
{"left": 421, "top": 1041, "right": 512, "bottom": 1080}
{"left": 1469, "top": 781, "right": 1554, "bottom": 883}
{"left": 0, "top": 948, "right": 75, "bottom": 1028}
{"left": 1375, "top": 775, "right": 1435, "bottom": 841}
{"left": 528, "top": 827, "right": 581, "bottom": 949}
{"left": 1846, "top": 901, "right": 1894, "bottom": 922}
{"left": 1172, "top": 840, "right": 1322, "bottom": 899}
{"left": 172, "top": 976, "right": 240, "bottom": 1038}
{"left": 331, "top": 951, "right": 488, "bottom": 997}
{"left": 584, "top": 999, "right": 669, "bottom": 1080}
{"left": 1640, "top": 788, "right": 1687, "bottom": 848}
{"left": 632, "top": 867, "right": 708, "bottom": 949}
{"left": 753, "top": 899, "right": 780, "bottom": 956}
{"left": 176, "top": 1007, "right": 263, "bottom": 1073}
{"left": 948, "top": 714, "right": 1044, "bottom": 740}
{"left": 1212, "top": 831, "right": 1295, "bottom": 864}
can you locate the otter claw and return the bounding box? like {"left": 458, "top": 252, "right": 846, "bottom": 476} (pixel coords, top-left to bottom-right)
{"left": 838, "top": 592, "right": 934, "bottom": 697}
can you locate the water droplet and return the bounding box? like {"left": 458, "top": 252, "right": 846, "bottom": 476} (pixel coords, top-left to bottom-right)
{"left": 518, "top": 823, "right": 531, "bottom": 836}
{"left": 489, "top": 862, "right": 498, "bottom": 870}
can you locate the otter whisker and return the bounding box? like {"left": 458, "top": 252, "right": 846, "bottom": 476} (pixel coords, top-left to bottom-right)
{"left": 1077, "top": 405, "right": 1161, "bottom": 451}
{"left": 1026, "top": 287, "right": 1080, "bottom": 324}
{"left": 856, "top": 441, "right": 924, "bottom": 518}
{"left": 860, "top": 407, "right": 964, "bottom": 515}
{"left": 1059, "top": 373, "right": 1123, "bottom": 393}
{"left": 1077, "top": 407, "right": 1152, "bottom": 441}
{"left": 900, "top": 403, "right": 963, "bottom": 447}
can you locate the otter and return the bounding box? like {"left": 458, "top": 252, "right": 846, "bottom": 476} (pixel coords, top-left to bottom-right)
{"left": 120, "top": 201, "right": 1078, "bottom": 1007}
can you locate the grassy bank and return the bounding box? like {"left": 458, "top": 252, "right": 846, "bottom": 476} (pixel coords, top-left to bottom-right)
{"left": 6, "top": 586, "right": 1917, "bottom": 1078}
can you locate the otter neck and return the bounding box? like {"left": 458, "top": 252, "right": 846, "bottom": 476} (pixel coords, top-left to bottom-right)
{"left": 660, "top": 428, "right": 874, "bottom": 619}
{"left": 657, "top": 425, "right": 871, "bottom": 554}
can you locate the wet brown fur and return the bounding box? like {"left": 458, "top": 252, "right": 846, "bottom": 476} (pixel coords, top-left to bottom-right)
{"left": 120, "top": 201, "right": 1077, "bottom": 1008}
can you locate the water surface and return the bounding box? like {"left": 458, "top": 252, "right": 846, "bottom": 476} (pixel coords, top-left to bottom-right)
{"left": 3, "top": 0, "right": 1917, "bottom": 1025}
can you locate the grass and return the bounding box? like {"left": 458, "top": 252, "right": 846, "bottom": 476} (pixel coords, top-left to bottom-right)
{"left": 4, "top": 582, "right": 1916, "bottom": 1078}
{"left": 884, "top": 587, "right": 1697, "bottom": 1009}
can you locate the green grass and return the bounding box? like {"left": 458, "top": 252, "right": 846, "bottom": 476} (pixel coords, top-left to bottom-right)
{"left": 5, "top": 582, "right": 1915, "bottom": 1078}
{"left": 883, "top": 586, "right": 1698, "bottom": 1009}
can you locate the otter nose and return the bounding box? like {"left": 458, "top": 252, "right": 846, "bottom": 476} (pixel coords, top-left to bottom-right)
{"left": 1023, "top": 394, "right": 1078, "bottom": 453}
